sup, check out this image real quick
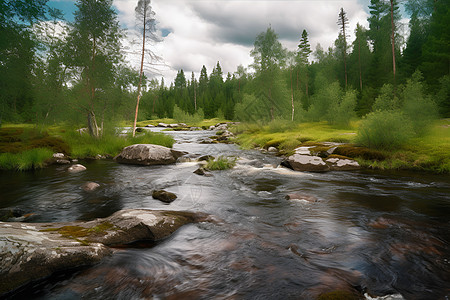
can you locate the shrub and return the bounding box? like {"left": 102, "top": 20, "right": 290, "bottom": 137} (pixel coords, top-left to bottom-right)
{"left": 173, "top": 105, "right": 204, "bottom": 124}
{"left": 333, "top": 89, "right": 357, "bottom": 127}
{"left": 356, "top": 110, "right": 415, "bottom": 150}
{"left": 205, "top": 156, "right": 237, "bottom": 170}
{"left": 372, "top": 84, "right": 401, "bottom": 112}
{"left": 402, "top": 71, "right": 438, "bottom": 136}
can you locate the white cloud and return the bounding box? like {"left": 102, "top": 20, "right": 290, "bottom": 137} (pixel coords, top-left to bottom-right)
{"left": 112, "top": 0, "right": 369, "bottom": 85}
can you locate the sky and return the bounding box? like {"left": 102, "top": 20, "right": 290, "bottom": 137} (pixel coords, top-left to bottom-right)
{"left": 47, "top": 0, "right": 379, "bottom": 85}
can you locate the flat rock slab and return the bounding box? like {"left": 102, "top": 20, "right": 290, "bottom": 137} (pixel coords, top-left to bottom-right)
{"left": 286, "top": 154, "right": 330, "bottom": 172}
{"left": 325, "top": 158, "right": 360, "bottom": 171}
{"left": 0, "top": 209, "right": 208, "bottom": 296}
{"left": 114, "top": 144, "right": 185, "bottom": 166}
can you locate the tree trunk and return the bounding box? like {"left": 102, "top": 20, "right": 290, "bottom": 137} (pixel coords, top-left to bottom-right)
{"left": 194, "top": 82, "right": 197, "bottom": 111}
{"left": 358, "top": 35, "right": 363, "bottom": 91}
{"left": 133, "top": 4, "right": 147, "bottom": 137}
{"left": 290, "top": 68, "right": 294, "bottom": 121}
{"left": 390, "top": 0, "right": 396, "bottom": 87}
{"left": 87, "top": 110, "right": 99, "bottom": 138}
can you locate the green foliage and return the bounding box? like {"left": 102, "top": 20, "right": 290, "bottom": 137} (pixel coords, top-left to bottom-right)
{"left": 173, "top": 105, "right": 204, "bottom": 124}
{"left": 205, "top": 156, "right": 237, "bottom": 170}
{"left": 402, "top": 71, "right": 438, "bottom": 135}
{"left": 356, "top": 110, "right": 415, "bottom": 150}
{"left": 372, "top": 84, "right": 400, "bottom": 111}
{"left": 0, "top": 148, "right": 53, "bottom": 171}
{"left": 327, "top": 89, "right": 357, "bottom": 126}
{"left": 436, "top": 75, "right": 450, "bottom": 117}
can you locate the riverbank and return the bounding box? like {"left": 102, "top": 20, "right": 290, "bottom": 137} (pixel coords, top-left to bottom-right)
{"left": 0, "top": 125, "right": 174, "bottom": 171}
{"left": 1, "top": 118, "right": 449, "bottom": 173}
{"left": 230, "top": 120, "right": 450, "bottom": 174}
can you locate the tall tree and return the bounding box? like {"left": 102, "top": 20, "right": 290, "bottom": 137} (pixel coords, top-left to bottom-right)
{"left": 191, "top": 71, "right": 197, "bottom": 111}
{"left": 64, "top": 0, "right": 123, "bottom": 137}
{"left": 297, "top": 29, "right": 312, "bottom": 97}
{"left": 349, "top": 23, "right": 371, "bottom": 92}
{"left": 0, "top": 0, "right": 49, "bottom": 123}
{"left": 337, "top": 8, "right": 349, "bottom": 89}
{"left": 132, "top": 0, "right": 157, "bottom": 136}
{"left": 251, "top": 26, "right": 287, "bottom": 120}
{"left": 389, "top": 0, "right": 397, "bottom": 85}
{"left": 367, "top": 0, "right": 400, "bottom": 88}
{"left": 421, "top": 0, "right": 450, "bottom": 86}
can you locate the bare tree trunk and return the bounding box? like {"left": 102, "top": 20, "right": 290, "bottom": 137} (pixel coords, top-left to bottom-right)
{"left": 290, "top": 68, "right": 294, "bottom": 121}
{"left": 358, "top": 35, "right": 363, "bottom": 91}
{"left": 87, "top": 110, "right": 99, "bottom": 137}
{"left": 133, "top": 4, "right": 147, "bottom": 137}
{"left": 390, "top": 0, "right": 396, "bottom": 87}
{"left": 194, "top": 81, "right": 197, "bottom": 111}
{"left": 88, "top": 36, "right": 99, "bottom": 138}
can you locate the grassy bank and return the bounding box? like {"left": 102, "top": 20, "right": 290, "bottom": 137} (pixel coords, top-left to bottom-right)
{"left": 231, "top": 120, "right": 450, "bottom": 174}
{"left": 0, "top": 125, "right": 175, "bottom": 171}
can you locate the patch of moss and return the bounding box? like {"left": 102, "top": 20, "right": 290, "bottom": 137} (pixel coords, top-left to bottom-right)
{"left": 88, "top": 222, "right": 114, "bottom": 234}
{"left": 334, "top": 145, "right": 385, "bottom": 161}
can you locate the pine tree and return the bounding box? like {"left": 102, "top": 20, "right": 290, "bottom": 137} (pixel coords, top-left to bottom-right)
{"left": 337, "top": 8, "right": 349, "bottom": 89}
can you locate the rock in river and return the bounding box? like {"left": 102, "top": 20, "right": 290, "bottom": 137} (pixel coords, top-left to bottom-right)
{"left": 114, "top": 144, "right": 185, "bottom": 166}
{"left": 68, "top": 164, "right": 87, "bottom": 173}
{"left": 0, "top": 209, "right": 208, "bottom": 296}
{"left": 284, "top": 154, "right": 330, "bottom": 172}
{"left": 152, "top": 190, "right": 177, "bottom": 203}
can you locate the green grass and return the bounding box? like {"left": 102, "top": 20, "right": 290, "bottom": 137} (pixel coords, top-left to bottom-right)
{"left": 232, "top": 119, "right": 450, "bottom": 173}
{"left": 0, "top": 124, "right": 175, "bottom": 171}
{"left": 205, "top": 156, "right": 237, "bottom": 170}
{"left": 232, "top": 121, "right": 358, "bottom": 153}
{"left": 0, "top": 148, "right": 53, "bottom": 171}
{"left": 61, "top": 130, "right": 174, "bottom": 158}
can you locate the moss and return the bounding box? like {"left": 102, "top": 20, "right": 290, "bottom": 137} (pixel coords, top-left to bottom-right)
{"left": 88, "top": 222, "right": 114, "bottom": 233}
{"left": 333, "top": 145, "right": 385, "bottom": 161}
{"left": 40, "top": 222, "right": 116, "bottom": 244}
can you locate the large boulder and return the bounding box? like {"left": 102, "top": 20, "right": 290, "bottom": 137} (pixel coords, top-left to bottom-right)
{"left": 284, "top": 154, "right": 330, "bottom": 172}
{"left": 0, "top": 209, "right": 208, "bottom": 296}
{"left": 114, "top": 144, "right": 184, "bottom": 166}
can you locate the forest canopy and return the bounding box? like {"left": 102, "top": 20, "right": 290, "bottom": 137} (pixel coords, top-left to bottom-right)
{"left": 0, "top": 0, "right": 449, "bottom": 134}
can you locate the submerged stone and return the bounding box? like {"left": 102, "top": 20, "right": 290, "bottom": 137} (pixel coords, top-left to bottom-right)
{"left": 152, "top": 190, "right": 177, "bottom": 203}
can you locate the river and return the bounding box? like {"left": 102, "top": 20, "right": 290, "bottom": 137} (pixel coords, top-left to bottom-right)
{"left": 1, "top": 128, "right": 449, "bottom": 299}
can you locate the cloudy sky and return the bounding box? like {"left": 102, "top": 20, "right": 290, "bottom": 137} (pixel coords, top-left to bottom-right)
{"left": 48, "top": 0, "right": 377, "bottom": 84}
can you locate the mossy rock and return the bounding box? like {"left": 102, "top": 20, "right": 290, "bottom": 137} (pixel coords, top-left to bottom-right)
{"left": 334, "top": 145, "right": 385, "bottom": 161}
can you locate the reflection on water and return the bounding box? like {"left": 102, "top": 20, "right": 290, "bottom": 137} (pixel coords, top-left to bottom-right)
{"left": 1, "top": 129, "right": 449, "bottom": 299}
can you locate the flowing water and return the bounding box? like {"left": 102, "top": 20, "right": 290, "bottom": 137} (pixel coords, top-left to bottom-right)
{"left": 1, "top": 129, "right": 449, "bottom": 299}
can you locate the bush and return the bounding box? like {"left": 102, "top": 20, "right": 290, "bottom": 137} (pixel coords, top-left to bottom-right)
{"left": 402, "top": 71, "right": 438, "bottom": 136}
{"left": 173, "top": 105, "right": 204, "bottom": 124}
{"left": 205, "top": 156, "right": 237, "bottom": 170}
{"left": 372, "top": 84, "right": 401, "bottom": 112}
{"left": 330, "top": 89, "right": 357, "bottom": 127}
{"left": 356, "top": 110, "right": 415, "bottom": 150}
